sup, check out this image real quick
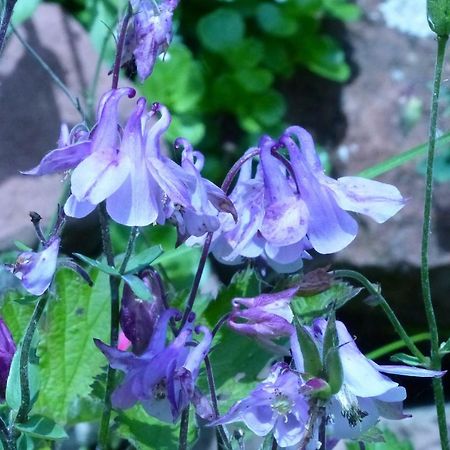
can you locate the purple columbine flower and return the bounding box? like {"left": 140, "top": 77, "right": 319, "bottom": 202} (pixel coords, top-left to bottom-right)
{"left": 24, "top": 90, "right": 231, "bottom": 230}
{"left": 122, "top": 0, "right": 179, "bottom": 82}
{"left": 291, "top": 319, "right": 445, "bottom": 443}
{"left": 95, "top": 309, "right": 213, "bottom": 423}
{"left": 10, "top": 238, "right": 60, "bottom": 296}
{"left": 0, "top": 318, "right": 16, "bottom": 401}
{"left": 211, "top": 362, "right": 310, "bottom": 448}
{"left": 280, "top": 126, "right": 406, "bottom": 254}
{"left": 227, "top": 287, "right": 298, "bottom": 349}
{"left": 199, "top": 127, "right": 405, "bottom": 272}
{"left": 171, "top": 138, "right": 237, "bottom": 243}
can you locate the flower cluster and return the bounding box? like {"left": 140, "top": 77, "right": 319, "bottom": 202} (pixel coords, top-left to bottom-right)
{"left": 193, "top": 128, "right": 405, "bottom": 272}
{"left": 24, "top": 89, "right": 235, "bottom": 232}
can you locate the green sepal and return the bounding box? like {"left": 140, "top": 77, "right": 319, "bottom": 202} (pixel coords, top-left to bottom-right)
{"left": 322, "top": 313, "right": 338, "bottom": 362}
{"left": 294, "top": 319, "right": 322, "bottom": 377}
{"left": 427, "top": 0, "right": 450, "bottom": 36}
{"left": 324, "top": 347, "right": 343, "bottom": 395}
{"left": 15, "top": 415, "right": 68, "bottom": 440}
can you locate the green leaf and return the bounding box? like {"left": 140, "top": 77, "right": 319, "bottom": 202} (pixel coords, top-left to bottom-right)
{"left": 324, "top": 0, "right": 361, "bottom": 21}
{"left": 357, "top": 131, "right": 450, "bottom": 179}
{"left": 302, "top": 35, "right": 350, "bottom": 82}
{"left": 117, "top": 405, "right": 197, "bottom": 449}
{"left": 440, "top": 338, "right": 450, "bottom": 355}
{"left": 33, "top": 269, "right": 110, "bottom": 423}
{"left": 390, "top": 353, "right": 429, "bottom": 367}
{"left": 124, "top": 246, "right": 163, "bottom": 274}
{"left": 10, "top": 0, "right": 41, "bottom": 28}
{"left": 1, "top": 293, "right": 34, "bottom": 342}
{"left": 197, "top": 9, "right": 245, "bottom": 53}
{"left": 14, "top": 241, "right": 32, "bottom": 252}
{"left": 291, "top": 282, "right": 361, "bottom": 322}
{"left": 73, "top": 253, "right": 120, "bottom": 276}
{"left": 345, "top": 427, "right": 413, "bottom": 450}
{"left": 6, "top": 342, "right": 40, "bottom": 412}
{"left": 16, "top": 415, "right": 67, "bottom": 440}
{"left": 140, "top": 44, "right": 205, "bottom": 115}
{"left": 121, "top": 274, "right": 152, "bottom": 300}
{"left": 233, "top": 68, "right": 273, "bottom": 93}
{"left": 255, "top": 3, "right": 298, "bottom": 36}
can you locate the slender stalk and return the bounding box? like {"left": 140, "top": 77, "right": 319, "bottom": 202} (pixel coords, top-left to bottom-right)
{"left": 204, "top": 356, "right": 231, "bottom": 450}
{"left": 97, "top": 5, "right": 134, "bottom": 446}
{"left": 0, "top": 0, "right": 16, "bottom": 57}
{"left": 333, "top": 270, "right": 426, "bottom": 363}
{"left": 221, "top": 148, "right": 259, "bottom": 194}
{"left": 178, "top": 233, "right": 212, "bottom": 331}
{"left": 111, "top": 2, "right": 132, "bottom": 90}
{"left": 16, "top": 295, "right": 48, "bottom": 423}
{"left": 11, "top": 25, "right": 84, "bottom": 120}
{"left": 421, "top": 34, "right": 449, "bottom": 450}
{"left": 97, "top": 203, "right": 121, "bottom": 449}
{"left": 178, "top": 406, "right": 190, "bottom": 450}
{"left": 119, "top": 226, "right": 139, "bottom": 274}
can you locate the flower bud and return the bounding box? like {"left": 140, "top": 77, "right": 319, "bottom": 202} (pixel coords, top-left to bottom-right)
{"left": 0, "top": 318, "right": 15, "bottom": 401}
{"left": 427, "top": 0, "right": 450, "bottom": 36}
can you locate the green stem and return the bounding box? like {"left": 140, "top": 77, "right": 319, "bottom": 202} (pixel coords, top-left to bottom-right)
{"left": 119, "top": 226, "right": 139, "bottom": 274}
{"left": 334, "top": 270, "right": 426, "bottom": 363}
{"left": 178, "top": 406, "right": 190, "bottom": 450}
{"left": 16, "top": 294, "right": 48, "bottom": 423}
{"left": 97, "top": 203, "right": 120, "bottom": 449}
{"left": 421, "top": 33, "right": 449, "bottom": 450}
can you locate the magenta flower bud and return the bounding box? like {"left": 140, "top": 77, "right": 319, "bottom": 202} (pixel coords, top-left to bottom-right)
{"left": 0, "top": 318, "right": 16, "bottom": 401}
{"left": 11, "top": 238, "right": 60, "bottom": 296}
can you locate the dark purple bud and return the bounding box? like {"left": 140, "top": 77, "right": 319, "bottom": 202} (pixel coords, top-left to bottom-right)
{"left": 120, "top": 283, "right": 160, "bottom": 355}
{"left": 0, "top": 318, "right": 16, "bottom": 401}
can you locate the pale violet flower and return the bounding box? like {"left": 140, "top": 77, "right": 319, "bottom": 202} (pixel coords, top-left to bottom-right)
{"left": 211, "top": 362, "right": 310, "bottom": 448}
{"left": 291, "top": 319, "right": 445, "bottom": 443}
{"left": 95, "top": 309, "right": 213, "bottom": 423}
{"left": 11, "top": 238, "right": 60, "bottom": 296}
{"left": 24, "top": 89, "right": 232, "bottom": 232}
{"left": 200, "top": 126, "right": 405, "bottom": 272}
{"left": 0, "top": 318, "right": 16, "bottom": 400}
{"left": 123, "top": 0, "right": 180, "bottom": 81}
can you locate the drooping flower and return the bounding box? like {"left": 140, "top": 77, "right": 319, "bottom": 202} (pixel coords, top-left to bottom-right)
{"left": 291, "top": 318, "right": 445, "bottom": 444}
{"left": 0, "top": 318, "right": 16, "bottom": 401}
{"left": 10, "top": 238, "right": 60, "bottom": 296}
{"left": 227, "top": 287, "right": 297, "bottom": 343}
{"left": 280, "top": 126, "right": 406, "bottom": 254}
{"left": 171, "top": 138, "right": 237, "bottom": 243}
{"left": 122, "top": 0, "right": 179, "bottom": 82}
{"left": 211, "top": 362, "right": 310, "bottom": 448}
{"left": 198, "top": 127, "right": 405, "bottom": 272}
{"left": 95, "top": 309, "right": 213, "bottom": 422}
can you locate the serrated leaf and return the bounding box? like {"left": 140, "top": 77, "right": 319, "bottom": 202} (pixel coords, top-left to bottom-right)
{"left": 73, "top": 253, "right": 120, "bottom": 276}
{"left": 124, "top": 246, "right": 163, "bottom": 274}
{"left": 16, "top": 415, "right": 67, "bottom": 440}
{"left": 33, "top": 269, "right": 110, "bottom": 423}
{"left": 121, "top": 274, "right": 152, "bottom": 301}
